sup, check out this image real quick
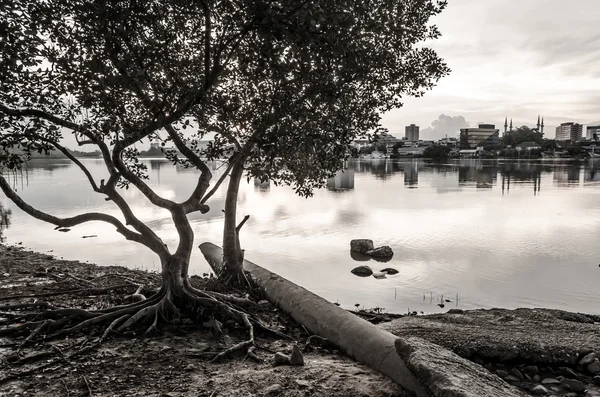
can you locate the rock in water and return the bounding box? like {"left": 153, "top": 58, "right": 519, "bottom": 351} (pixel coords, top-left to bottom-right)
{"left": 365, "top": 246, "right": 394, "bottom": 258}
{"left": 290, "top": 344, "right": 304, "bottom": 366}
{"left": 274, "top": 352, "right": 290, "bottom": 365}
{"left": 380, "top": 267, "right": 399, "bottom": 275}
{"left": 350, "top": 239, "right": 374, "bottom": 254}
{"left": 351, "top": 265, "right": 373, "bottom": 277}
{"left": 372, "top": 272, "right": 387, "bottom": 279}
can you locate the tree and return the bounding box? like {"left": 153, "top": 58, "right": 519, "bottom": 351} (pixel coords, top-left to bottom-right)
{"left": 501, "top": 126, "right": 544, "bottom": 148}
{"left": 423, "top": 144, "right": 451, "bottom": 159}
{"left": 0, "top": 0, "right": 449, "bottom": 347}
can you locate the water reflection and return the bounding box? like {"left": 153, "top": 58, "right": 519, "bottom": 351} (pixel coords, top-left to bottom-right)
{"left": 327, "top": 169, "right": 355, "bottom": 190}
{"left": 254, "top": 178, "right": 270, "bottom": 192}
{"left": 553, "top": 166, "right": 581, "bottom": 188}
{"left": 499, "top": 162, "right": 547, "bottom": 196}
{"left": 584, "top": 160, "right": 600, "bottom": 185}
{"left": 458, "top": 161, "right": 497, "bottom": 189}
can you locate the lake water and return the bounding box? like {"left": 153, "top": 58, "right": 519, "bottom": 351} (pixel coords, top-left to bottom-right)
{"left": 2, "top": 158, "right": 600, "bottom": 315}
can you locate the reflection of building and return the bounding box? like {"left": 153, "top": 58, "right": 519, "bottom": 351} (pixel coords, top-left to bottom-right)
{"left": 459, "top": 124, "right": 500, "bottom": 149}
{"left": 587, "top": 125, "right": 600, "bottom": 141}
{"left": 403, "top": 162, "right": 418, "bottom": 187}
{"left": 405, "top": 124, "right": 419, "bottom": 141}
{"left": 327, "top": 169, "right": 355, "bottom": 190}
{"left": 499, "top": 162, "right": 546, "bottom": 196}
{"left": 584, "top": 161, "right": 600, "bottom": 184}
{"left": 553, "top": 166, "right": 581, "bottom": 187}
{"left": 458, "top": 161, "right": 497, "bottom": 188}
{"left": 555, "top": 122, "right": 583, "bottom": 142}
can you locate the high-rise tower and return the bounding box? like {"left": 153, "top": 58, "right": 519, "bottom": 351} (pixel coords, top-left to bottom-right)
{"left": 504, "top": 117, "right": 508, "bottom": 133}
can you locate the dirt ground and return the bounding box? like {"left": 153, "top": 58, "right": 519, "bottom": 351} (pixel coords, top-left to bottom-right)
{"left": 0, "top": 244, "right": 407, "bottom": 397}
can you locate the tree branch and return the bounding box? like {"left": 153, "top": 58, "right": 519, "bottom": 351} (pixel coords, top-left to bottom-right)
{"left": 236, "top": 215, "right": 250, "bottom": 233}
{"left": 0, "top": 175, "right": 150, "bottom": 248}
{"left": 0, "top": 104, "right": 87, "bottom": 134}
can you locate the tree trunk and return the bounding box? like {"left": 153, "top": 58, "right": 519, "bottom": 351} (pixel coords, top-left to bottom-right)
{"left": 220, "top": 156, "right": 248, "bottom": 286}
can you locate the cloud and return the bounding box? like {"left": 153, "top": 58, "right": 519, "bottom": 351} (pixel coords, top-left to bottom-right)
{"left": 420, "top": 115, "right": 470, "bottom": 140}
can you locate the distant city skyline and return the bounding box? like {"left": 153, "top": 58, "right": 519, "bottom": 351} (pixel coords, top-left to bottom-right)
{"left": 381, "top": 0, "right": 600, "bottom": 140}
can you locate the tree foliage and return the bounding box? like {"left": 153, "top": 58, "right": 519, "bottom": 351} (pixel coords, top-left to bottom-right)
{"left": 501, "top": 126, "right": 544, "bottom": 148}
{"left": 423, "top": 144, "right": 451, "bottom": 159}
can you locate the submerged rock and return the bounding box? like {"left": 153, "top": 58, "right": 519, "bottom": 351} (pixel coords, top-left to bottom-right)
{"left": 350, "top": 239, "right": 374, "bottom": 254}
{"left": 372, "top": 272, "right": 387, "bottom": 279}
{"left": 365, "top": 246, "right": 394, "bottom": 258}
{"left": 351, "top": 265, "right": 373, "bottom": 277}
{"left": 380, "top": 267, "right": 399, "bottom": 275}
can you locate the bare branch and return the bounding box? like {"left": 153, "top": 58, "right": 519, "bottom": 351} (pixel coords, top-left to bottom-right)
{"left": 0, "top": 104, "right": 87, "bottom": 134}
{"left": 0, "top": 176, "right": 149, "bottom": 247}
{"left": 236, "top": 215, "right": 250, "bottom": 232}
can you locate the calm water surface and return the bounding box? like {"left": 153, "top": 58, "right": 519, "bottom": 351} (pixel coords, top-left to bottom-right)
{"left": 2, "top": 158, "right": 600, "bottom": 314}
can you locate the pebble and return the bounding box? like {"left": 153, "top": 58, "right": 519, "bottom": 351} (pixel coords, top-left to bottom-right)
{"left": 593, "top": 375, "right": 600, "bottom": 386}
{"left": 523, "top": 365, "right": 539, "bottom": 375}
{"left": 185, "top": 363, "right": 195, "bottom": 371}
{"left": 274, "top": 352, "right": 290, "bottom": 365}
{"left": 496, "top": 370, "right": 508, "bottom": 378}
{"left": 504, "top": 374, "right": 521, "bottom": 382}
{"left": 264, "top": 384, "right": 283, "bottom": 395}
{"left": 295, "top": 380, "right": 310, "bottom": 389}
{"left": 579, "top": 352, "right": 596, "bottom": 366}
{"left": 561, "top": 378, "right": 585, "bottom": 392}
{"left": 532, "top": 385, "right": 549, "bottom": 396}
{"left": 533, "top": 374, "right": 541, "bottom": 383}
{"left": 510, "top": 368, "right": 524, "bottom": 380}
{"left": 290, "top": 345, "right": 304, "bottom": 366}
{"left": 587, "top": 360, "right": 600, "bottom": 374}
{"left": 541, "top": 378, "right": 561, "bottom": 385}
{"left": 559, "top": 366, "right": 580, "bottom": 380}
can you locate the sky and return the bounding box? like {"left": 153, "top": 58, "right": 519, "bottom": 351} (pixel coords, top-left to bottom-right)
{"left": 381, "top": 0, "right": 600, "bottom": 140}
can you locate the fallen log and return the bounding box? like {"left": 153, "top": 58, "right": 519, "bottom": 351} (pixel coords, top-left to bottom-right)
{"left": 199, "top": 242, "right": 428, "bottom": 397}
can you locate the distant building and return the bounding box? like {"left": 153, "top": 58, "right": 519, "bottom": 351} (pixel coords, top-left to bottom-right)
{"left": 459, "top": 124, "right": 500, "bottom": 149}
{"left": 376, "top": 131, "right": 400, "bottom": 146}
{"left": 555, "top": 122, "right": 583, "bottom": 142}
{"left": 516, "top": 141, "right": 541, "bottom": 150}
{"left": 405, "top": 124, "right": 419, "bottom": 141}
{"left": 587, "top": 125, "right": 600, "bottom": 141}
{"left": 438, "top": 137, "right": 459, "bottom": 147}
{"left": 150, "top": 141, "right": 161, "bottom": 150}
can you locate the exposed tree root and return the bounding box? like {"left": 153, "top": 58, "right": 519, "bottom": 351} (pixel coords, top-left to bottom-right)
{"left": 0, "top": 281, "right": 279, "bottom": 364}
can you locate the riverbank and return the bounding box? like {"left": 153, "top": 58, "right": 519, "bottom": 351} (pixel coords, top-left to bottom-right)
{"left": 0, "top": 244, "right": 405, "bottom": 397}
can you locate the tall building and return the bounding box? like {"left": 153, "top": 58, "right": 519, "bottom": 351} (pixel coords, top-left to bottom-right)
{"left": 555, "top": 122, "right": 583, "bottom": 142}
{"left": 587, "top": 125, "right": 600, "bottom": 141}
{"left": 405, "top": 124, "right": 419, "bottom": 141}
{"left": 459, "top": 124, "right": 500, "bottom": 149}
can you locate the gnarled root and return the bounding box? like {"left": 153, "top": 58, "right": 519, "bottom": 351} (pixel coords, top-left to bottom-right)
{"left": 0, "top": 281, "right": 276, "bottom": 364}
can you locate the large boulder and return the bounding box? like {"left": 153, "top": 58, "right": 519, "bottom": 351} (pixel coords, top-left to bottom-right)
{"left": 395, "top": 337, "right": 527, "bottom": 397}
{"left": 351, "top": 265, "right": 373, "bottom": 277}
{"left": 350, "top": 239, "right": 375, "bottom": 254}
{"left": 350, "top": 238, "right": 375, "bottom": 254}
{"left": 365, "top": 246, "right": 394, "bottom": 258}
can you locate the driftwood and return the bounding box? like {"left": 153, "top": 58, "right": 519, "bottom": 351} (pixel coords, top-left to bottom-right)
{"left": 199, "top": 242, "right": 427, "bottom": 397}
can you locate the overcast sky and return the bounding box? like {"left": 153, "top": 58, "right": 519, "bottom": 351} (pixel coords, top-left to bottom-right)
{"left": 381, "top": 0, "right": 600, "bottom": 140}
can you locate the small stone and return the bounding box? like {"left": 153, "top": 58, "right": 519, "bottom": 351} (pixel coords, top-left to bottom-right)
{"left": 295, "top": 380, "right": 310, "bottom": 389}
{"left": 510, "top": 368, "right": 524, "bottom": 380}
{"left": 533, "top": 374, "right": 541, "bottom": 383}
{"left": 380, "top": 267, "right": 399, "bottom": 275}
{"left": 161, "top": 345, "right": 172, "bottom": 352}
{"left": 559, "top": 367, "right": 580, "bottom": 380}
{"left": 258, "top": 300, "right": 271, "bottom": 307}
{"left": 274, "top": 352, "right": 290, "bottom": 365}
{"left": 561, "top": 378, "right": 585, "bottom": 392}
{"left": 447, "top": 309, "right": 464, "bottom": 314}
{"left": 264, "top": 384, "right": 283, "bottom": 395}
{"left": 350, "top": 239, "right": 375, "bottom": 254}
{"left": 524, "top": 373, "right": 532, "bottom": 381}
{"left": 365, "top": 246, "right": 394, "bottom": 258}
{"left": 579, "top": 352, "right": 596, "bottom": 366}
{"left": 290, "top": 344, "right": 304, "bottom": 366}
{"left": 504, "top": 374, "right": 522, "bottom": 383}
{"left": 185, "top": 363, "right": 195, "bottom": 371}
{"left": 523, "top": 365, "right": 539, "bottom": 375}
{"left": 2, "top": 273, "right": 9, "bottom": 277}
{"left": 496, "top": 369, "right": 508, "bottom": 378}
{"left": 372, "top": 272, "right": 386, "bottom": 279}
{"left": 532, "top": 385, "right": 549, "bottom": 395}
{"left": 587, "top": 360, "right": 600, "bottom": 374}
{"left": 593, "top": 375, "right": 600, "bottom": 386}
{"left": 351, "top": 265, "right": 373, "bottom": 277}
{"left": 504, "top": 374, "right": 520, "bottom": 382}
{"left": 541, "top": 378, "right": 560, "bottom": 385}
